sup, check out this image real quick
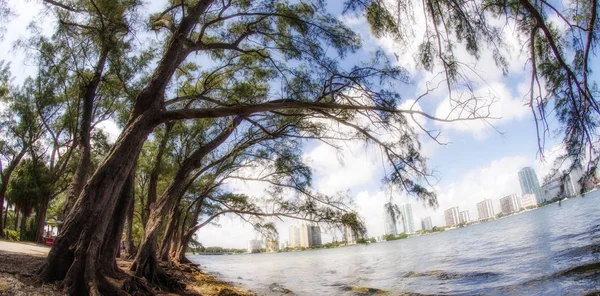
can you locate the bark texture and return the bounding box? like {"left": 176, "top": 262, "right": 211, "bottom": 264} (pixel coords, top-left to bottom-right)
{"left": 34, "top": 194, "right": 50, "bottom": 243}
{"left": 131, "top": 118, "right": 241, "bottom": 287}
{"left": 63, "top": 49, "right": 109, "bottom": 217}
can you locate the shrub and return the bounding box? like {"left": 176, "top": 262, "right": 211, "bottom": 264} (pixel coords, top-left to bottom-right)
{"left": 4, "top": 229, "right": 19, "bottom": 241}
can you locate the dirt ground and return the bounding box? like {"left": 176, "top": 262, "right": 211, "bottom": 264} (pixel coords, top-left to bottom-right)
{"left": 0, "top": 248, "right": 254, "bottom": 296}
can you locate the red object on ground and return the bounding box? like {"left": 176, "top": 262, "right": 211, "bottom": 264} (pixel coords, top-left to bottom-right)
{"left": 45, "top": 237, "right": 54, "bottom": 246}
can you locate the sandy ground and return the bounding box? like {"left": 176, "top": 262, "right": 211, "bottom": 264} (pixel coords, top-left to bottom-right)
{"left": 0, "top": 239, "right": 255, "bottom": 296}
{"left": 0, "top": 240, "right": 50, "bottom": 255}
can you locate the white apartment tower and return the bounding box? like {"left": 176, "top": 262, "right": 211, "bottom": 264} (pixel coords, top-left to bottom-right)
{"left": 399, "top": 203, "right": 415, "bottom": 234}
{"left": 383, "top": 202, "right": 398, "bottom": 236}
{"left": 499, "top": 193, "right": 522, "bottom": 214}
{"left": 288, "top": 225, "right": 300, "bottom": 248}
{"left": 421, "top": 216, "right": 433, "bottom": 231}
{"left": 459, "top": 210, "right": 470, "bottom": 224}
{"left": 477, "top": 199, "right": 495, "bottom": 220}
{"left": 444, "top": 206, "right": 460, "bottom": 227}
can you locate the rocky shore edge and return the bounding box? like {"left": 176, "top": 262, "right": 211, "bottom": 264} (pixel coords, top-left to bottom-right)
{"left": 0, "top": 250, "right": 254, "bottom": 296}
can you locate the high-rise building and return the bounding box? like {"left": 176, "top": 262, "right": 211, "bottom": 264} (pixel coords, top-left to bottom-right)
{"left": 499, "top": 193, "right": 521, "bottom": 214}
{"left": 565, "top": 167, "right": 584, "bottom": 196}
{"left": 521, "top": 193, "right": 538, "bottom": 208}
{"left": 299, "top": 224, "right": 322, "bottom": 247}
{"left": 444, "top": 206, "right": 460, "bottom": 227}
{"left": 289, "top": 225, "right": 300, "bottom": 248}
{"left": 383, "top": 202, "right": 398, "bottom": 236}
{"left": 519, "top": 167, "right": 544, "bottom": 204}
{"left": 477, "top": 199, "right": 495, "bottom": 220}
{"left": 399, "top": 203, "right": 415, "bottom": 234}
{"left": 459, "top": 210, "right": 470, "bottom": 224}
{"left": 421, "top": 216, "right": 433, "bottom": 231}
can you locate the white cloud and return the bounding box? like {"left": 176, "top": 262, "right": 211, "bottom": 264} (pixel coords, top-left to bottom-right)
{"left": 95, "top": 120, "right": 122, "bottom": 143}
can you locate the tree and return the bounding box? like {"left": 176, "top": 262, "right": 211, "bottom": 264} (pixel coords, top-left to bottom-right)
{"left": 33, "top": 0, "right": 497, "bottom": 294}
{"left": 0, "top": 63, "right": 44, "bottom": 237}
{"left": 6, "top": 159, "right": 52, "bottom": 241}
{"left": 351, "top": 0, "right": 600, "bottom": 189}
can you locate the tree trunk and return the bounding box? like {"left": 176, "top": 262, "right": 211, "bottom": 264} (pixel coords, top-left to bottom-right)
{"left": 34, "top": 194, "right": 51, "bottom": 243}
{"left": 174, "top": 227, "right": 198, "bottom": 264}
{"left": 159, "top": 208, "right": 179, "bottom": 261}
{"left": 14, "top": 208, "right": 19, "bottom": 230}
{"left": 20, "top": 212, "right": 29, "bottom": 240}
{"left": 131, "top": 118, "right": 240, "bottom": 286}
{"left": 37, "top": 2, "right": 212, "bottom": 293}
{"left": 2, "top": 205, "right": 7, "bottom": 233}
{"left": 63, "top": 49, "right": 109, "bottom": 218}
{"left": 0, "top": 149, "right": 27, "bottom": 237}
{"left": 144, "top": 123, "right": 172, "bottom": 227}
{"left": 37, "top": 114, "right": 156, "bottom": 295}
{"left": 100, "top": 169, "right": 135, "bottom": 278}
{"left": 124, "top": 187, "right": 137, "bottom": 258}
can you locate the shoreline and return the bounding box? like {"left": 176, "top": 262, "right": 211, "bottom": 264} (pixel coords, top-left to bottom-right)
{"left": 0, "top": 249, "right": 255, "bottom": 296}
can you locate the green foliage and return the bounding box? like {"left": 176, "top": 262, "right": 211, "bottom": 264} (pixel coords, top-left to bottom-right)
{"left": 4, "top": 229, "right": 19, "bottom": 241}
{"left": 7, "top": 160, "right": 52, "bottom": 214}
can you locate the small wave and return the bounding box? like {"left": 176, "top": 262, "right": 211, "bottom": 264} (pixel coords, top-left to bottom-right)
{"left": 554, "top": 261, "right": 600, "bottom": 278}
{"left": 554, "top": 244, "right": 600, "bottom": 259}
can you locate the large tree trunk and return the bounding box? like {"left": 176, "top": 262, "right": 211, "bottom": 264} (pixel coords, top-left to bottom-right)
{"left": 62, "top": 49, "right": 109, "bottom": 218}
{"left": 144, "top": 123, "right": 172, "bottom": 227}
{"left": 174, "top": 228, "right": 197, "bottom": 264}
{"left": 37, "top": 114, "right": 156, "bottom": 295}
{"left": 159, "top": 207, "right": 179, "bottom": 261}
{"left": 37, "top": 2, "right": 213, "bottom": 294}
{"left": 100, "top": 168, "right": 135, "bottom": 278}
{"left": 34, "top": 194, "right": 51, "bottom": 243}
{"left": 124, "top": 188, "right": 137, "bottom": 258}
{"left": 131, "top": 118, "right": 240, "bottom": 287}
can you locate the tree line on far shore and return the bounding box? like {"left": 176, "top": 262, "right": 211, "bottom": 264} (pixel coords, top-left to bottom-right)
{"left": 0, "top": 0, "right": 597, "bottom": 295}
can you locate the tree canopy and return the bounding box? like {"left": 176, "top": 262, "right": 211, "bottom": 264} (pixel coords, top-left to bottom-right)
{"left": 0, "top": 0, "right": 597, "bottom": 295}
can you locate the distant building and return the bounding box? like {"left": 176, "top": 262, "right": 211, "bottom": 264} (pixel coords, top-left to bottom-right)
{"left": 279, "top": 240, "right": 289, "bottom": 250}
{"left": 519, "top": 167, "right": 545, "bottom": 204}
{"left": 421, "top": 216, "right": 433, "bottom": 231}
{"left": 344, "top": 226, "right": 356, "bottom": 245}
{"left": 459, "top": 210, "right": 470, "bottom": 224}
{"left": 542, "top": 178, "right": 562, "bottom": 200}
{"left": 477, "top": 199, "right": 495, "bottom": 221}
{"left": 564, "top": 168, "right": 584, "bottom": 196}
{"left": 289, "top": 225, "right": 300, "bottom": 248}
{"left": 477, "top": 198, "right": 496, "bottom": 221}
{"left": 521, "top": 193, "right": 538, "bottom": 208}
{"left": 300, "top": 224, "right": 322, "bottom": 247}
{"left": 247, "top": 240, "right": 262, "bottom": 253}
{"left": 399, "top": 203, "right": 415, "bottom": 234}
{"left": 444, "top": 206, "right": 460, "bottom": 227}
{"left": 383, "top": 202, "right": 398, "bottom": 236}
{"left": 499, "top": 193, "right": 521, "bottom": 214}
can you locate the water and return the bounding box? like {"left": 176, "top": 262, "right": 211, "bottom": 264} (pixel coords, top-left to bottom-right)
{"left": 191, "top": 191, "right": 600, "bottom": 295}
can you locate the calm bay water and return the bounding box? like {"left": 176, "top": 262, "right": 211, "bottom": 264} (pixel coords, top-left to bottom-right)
{"left": 191, "top": 191, "right": 600, "bottom": 295}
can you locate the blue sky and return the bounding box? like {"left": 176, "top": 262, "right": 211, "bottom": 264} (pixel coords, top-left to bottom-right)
{"left": 1, "top": 0, "right": 592, "bottom": 248}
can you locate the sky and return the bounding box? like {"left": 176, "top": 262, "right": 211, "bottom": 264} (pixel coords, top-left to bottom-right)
{"left": 1, "top": 0, "right": 594, "bottom": 249}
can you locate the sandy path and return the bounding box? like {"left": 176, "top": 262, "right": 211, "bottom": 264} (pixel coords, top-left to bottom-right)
{"left": 0, "top": 240, "right": 50, "bottom": 256}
